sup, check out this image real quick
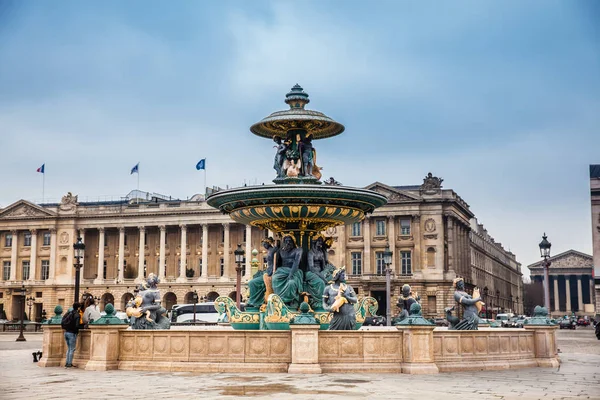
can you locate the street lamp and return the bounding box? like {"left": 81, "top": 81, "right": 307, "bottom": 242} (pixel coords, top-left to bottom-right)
{"left": 509, "top": 294, "right": 513, "bottom": 314}
{"left": 26, "top": 295, "right": 35, "bottom": 321}
{"left": 16, "top": 284, "right": 27, "bottom": 342}
{"left": 483, "top": 287, "right": 489, "bottom": 319}
{"left": 192, "top": 290, "right": 199, "bottom": 323}
{"left": 496, "top": 289, "right": 500, "bottom": 315}
{"left": 538, "top": 233, "right": 552, "bottom": 311}
{"left": 234, "top": 244, "right": 245, "bottom": 309}
{"left": 383, "top": 245, "right": 393, "bottom": 326}
{"left": 73, "top": 237, "right": 86, "bottom": 303}
{"left": 516, "top": 296, "right": 519, "bottom": 315}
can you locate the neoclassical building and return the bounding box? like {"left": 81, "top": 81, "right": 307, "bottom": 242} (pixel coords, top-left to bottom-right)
{"left": 590, "top": 164, "right": 600, "bottom": 317}
{"left": 0, "top": 176, "right": 523, "bottom": 321}
{"left": 527, "top": 250, "right": 595, "bottom": 317}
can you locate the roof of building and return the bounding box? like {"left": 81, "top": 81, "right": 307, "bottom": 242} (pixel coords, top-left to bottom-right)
{"left": 392, "top": 185, "right": 421, "bottom": 190}
{"left": 526, "top": 249, "right": 593, "bottom": 269}
{"left": 591, "top": 164, "right": 600, "bottom": 178}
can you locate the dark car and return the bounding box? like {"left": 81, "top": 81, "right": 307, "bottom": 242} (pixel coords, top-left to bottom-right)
{"left": 559, "top": 318, "right": 576, "bottom": 330}
{"left": 433, "top": 318, "right": 448, "bottom": 327}
{"left": 577, "top": 318, "right": 590, "bottom": 326}
{"left": 363, "top": 316, "right": 386, "bottom": 326}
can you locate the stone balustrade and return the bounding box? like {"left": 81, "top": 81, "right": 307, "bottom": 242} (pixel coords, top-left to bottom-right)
{"left": 38, "top": 324, "right": 559, "bottom": 374}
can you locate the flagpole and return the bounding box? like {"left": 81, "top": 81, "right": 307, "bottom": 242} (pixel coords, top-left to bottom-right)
{"left": 137, "top": 164, "right": 140, "bottom": 204}
{"left": 42, "top": 170, "right": 45, "bottom": 204}
{"left": 203, "top": 158, "right": 207, "bottom": 199}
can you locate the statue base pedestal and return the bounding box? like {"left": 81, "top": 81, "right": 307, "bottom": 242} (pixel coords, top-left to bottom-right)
{"left": 288, "top": 324, "right": 321, "bottom": 374}
{"left": 273, "top": 176, "right": 321, "bottom": 185}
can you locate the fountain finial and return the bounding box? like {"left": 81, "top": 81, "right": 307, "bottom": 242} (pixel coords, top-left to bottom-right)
{"left": 285, "top": 84, "right": 310, "bottom": 109}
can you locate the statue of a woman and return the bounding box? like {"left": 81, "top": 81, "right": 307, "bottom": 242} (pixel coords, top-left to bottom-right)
{"left": 128, "top": 273, "right": 170, "bottom": 330}
{"left": 322, "top": 266, "right": 358, "bottom": 330}
{"left": 451, "top": 277, "right": 482, "bottom": 330}
{"left": 273, "top": 137, "right": 288, "bottom": 178}
{"left": 304, "top": 235, "right": 333, "bottom": 310}
{"left": 394, "top": 284, "right": 418, "bottom": 324}
{"left": 271, "top": 233, "right": 304, "bottom": 309}
{"left": 247, "top": 237, "right": 278, "bottom": 308}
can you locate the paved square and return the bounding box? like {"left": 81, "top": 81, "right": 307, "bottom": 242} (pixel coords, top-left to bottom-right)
{"left": 1, "top": 328, "right": 599, "bottom": 399}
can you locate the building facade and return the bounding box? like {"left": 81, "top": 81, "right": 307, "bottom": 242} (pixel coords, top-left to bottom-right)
{"left": 0, "top": 177, "right": 523, "bottom": 322}
{"left": 590, "top": 165, "right": 600, "bottom": 317}
{"left": 527, "top": 250, "right": 595, "bottom": 317}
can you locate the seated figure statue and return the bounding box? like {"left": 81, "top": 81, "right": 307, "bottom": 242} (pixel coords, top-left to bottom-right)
{"left": 247, "top": 237, "right": 278, "bottom": 308}
{"left": 322, "top": 266, "right": 358, "bottom": 330}
{"left": 449, "top": 277, "right": 482, "bottom": 330}
{"left": 304, "top": 234, "right": 335, "bottom": 311}
{"left": 127, "top": 273, "right": 170, "bottom": 330}
{"left": 393, "top": 284, "right": 419, "bottom": 324}
{"left": 271, "top": 232, "right": 304, "bottom": 309}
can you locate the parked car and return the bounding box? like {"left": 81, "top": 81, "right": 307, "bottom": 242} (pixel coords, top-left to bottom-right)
{"left": 559, "top": 318, "right": 576, "bottom": 330}
{"left": 577, "top": 318, "right": 590, "bottom": 326}
{"left": 363, "top": 316, "right": 386, "bottom": 326}
{"left": 513, "top": 317, "right": 526, "bottom": 328}
{"left": 496, "top": 313, "right": 514, "bottom": 327}
{"left": 170, "top": 303, "right": 222, "bottom": 324}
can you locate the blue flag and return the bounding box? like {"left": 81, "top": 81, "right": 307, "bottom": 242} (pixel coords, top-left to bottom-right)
{"left": 131, "top": 163, "right": 139, "bottom": 174}
{"left": 196, "top": 159, "right": 206, "bottom": 170}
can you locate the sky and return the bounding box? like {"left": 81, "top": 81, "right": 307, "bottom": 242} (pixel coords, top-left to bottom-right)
{"left": 0, "top": 1, "right": 599, "bottom": 275}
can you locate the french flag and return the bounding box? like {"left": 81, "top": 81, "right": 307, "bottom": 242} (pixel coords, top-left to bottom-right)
{"left": 36, "top": 164, "right": 45, "bottom": 174}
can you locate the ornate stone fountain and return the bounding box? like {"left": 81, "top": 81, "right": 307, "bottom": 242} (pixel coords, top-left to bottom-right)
{"left": 207, "top": 84, "right": 386, "bottom": 329}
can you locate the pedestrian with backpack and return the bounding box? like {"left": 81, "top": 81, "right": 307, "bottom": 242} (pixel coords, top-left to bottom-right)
{"left": 61, "top": 302, "right": 81, "bottom": 368}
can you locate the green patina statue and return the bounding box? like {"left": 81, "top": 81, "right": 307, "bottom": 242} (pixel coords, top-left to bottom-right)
{"left": 322, "top": 266, "right": 358, "bottom": 330}
{"left": 271, "top": 233, "right": 304, "bottom": 310}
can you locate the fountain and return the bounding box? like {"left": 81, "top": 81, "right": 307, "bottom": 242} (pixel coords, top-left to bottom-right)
{"left": 207, "top": 84, "right": 387, "bottom": 330}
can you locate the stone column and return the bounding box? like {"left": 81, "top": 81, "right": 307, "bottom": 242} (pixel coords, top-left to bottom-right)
{"left": 77, "top": 229, "right": 85, "bottom": 280}
{"left": 363, "top": 216, "right": 371, "bottom": 274}
{"left": 29, "top": 229, "right": 37, "bottom": 281}
{"left": 47, "top": 229, "right": 57, "bottom": 284}
{"left": 38, "top": 324, "right": 64, "bottom": 367}
{"left": 553, "top": 277, "right": 559, "bottom": 312}
{"left": 137, "top": 226, "right": 145, "bottom": 282}
{"left": 200, "top": 224, "right": 208, "bottom": 280}
{"left": 288, "top": 325, "right": 321, "bottom": 373}
{"left": 338, "top": 224, "right": 346, "bottom": 267}
{"left": 590, "top": 277, "right": 596, "bottom": 311}
{"left": 565, "top": 276, "right": 571, "bottom": 312}
{"left": 577, "top": 276, "right": 583, "bottom": 312}
{"left": 412, "top": 215, "right": 421, "bottom": 271}
{"left": 94, "top": 228, "right": 105, "bottom": 284}
{"left": 223, "top": 223, "right": 230, "bottom": 278}
{"left": 397, "top": 325, "right": 439, "bottom": 374}
{"left": 388, "top": 216, "right": 397, "bottom": 274}
{"left": 159, "top": 225, "right": 166, "bottom": 279}
{"left": 118, "top": 227, "right": 125, "bottom": 282}
{"left": 446, "top": 217, "right": 455, "bottom": 273}
{"left": 177, "top": 224, "right": 187, "bottom": 282}
{"left": 9, "top": 230, "right": 17, "bottom": 281}
{"left": 245, "top": 225, "right": 252, "bottom": 280}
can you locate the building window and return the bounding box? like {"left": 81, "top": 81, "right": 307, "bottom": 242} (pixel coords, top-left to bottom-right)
{"left": 376, "top": 252, "right": 385, "bottom": 275}
{"left": 103, "top": 260, "right": 107, "bottom": 279}
{"left": 220, "top": 258, "right": 225, "bottom": 276}
{"left": 427, "top": 296, "right": 437, "bottom": 315}
{"left": 401, "top": 251, "right": 412, "bottom": 275}
{"left": 2, "top": 261, "right": 10, "bottom": 280}
{"left": 22, "top": 261, "right": 30, "bottom": 280}
{"left": 124, "top": 234, "right": 128, "bottom": 246}
{"left": 376, "top": 220, "right": 386, "bottom": 236}
{"left": 42, "top": 232, "right": 51, "bottom": 246}
{"left": 105, "top": 231, "right": 109, "bottom": 247}
{"left": 242, "top": 257, "right": 247, "bottom": 276}
{"left": 243, "top": 228, "right": 247, "bottom": 243}
{"left": 41, "top": 260, "right": 49, "bottom": 280}
{"left": 351, "top": 252, "right": 362, "bottom": 275}
{"left": 427, "top": 247, "right": 436, "bottom": 268}
{"left": 400, "top": 218, "right": 411, "bottom": 235}
{"left": 198, "top": 259, "right": 202, "bottom": 276}
{"left": 24, "top": 232, "right": 32, "bottom": 247}
{"left": 5, "top": 233, "right": 13, "bottom": 248}
{"left": 264, "top": 230, "right": 269, "bottom": 239}
{"left": 351, "top": 222, "right": 361, "bottom": 237}
{"left": 221, "top": 229, "right": 225, "bottom": 243}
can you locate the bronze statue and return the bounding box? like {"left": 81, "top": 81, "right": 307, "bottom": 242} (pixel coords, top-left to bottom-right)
{"left": 247, "top": 237, "right": 278, "bottom": 308}
{"left": 304, "top": 235, "right": 334, "bottom": 310}
{"left": 126, "top": 273, "right": 170, "bottom": 329}
{"left": 322, "top": 266, "right": 358, "bottom": 330}
{"left": 271, "top": 233, "right": 304, "bottom": 309}
{"left": 273, "top": 137, "right": 288, "bottom": 178}
{"left": 449, "top": 277, "right": 482, "bottom": 330}
{"left": 394, "top": 284, "right": 419, "bottom": 324}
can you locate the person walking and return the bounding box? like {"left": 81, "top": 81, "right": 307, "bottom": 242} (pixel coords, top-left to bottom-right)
{"left": 61, "top": 302, "right": 81, "bottom": 368}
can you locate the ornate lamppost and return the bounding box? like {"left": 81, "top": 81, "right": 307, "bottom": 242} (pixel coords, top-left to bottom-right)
{"left": 234, "top": 244, "right": 245, "bottom": 309}
{"left": 16, "top": 284, "right": 27, "bottom": 342}
{"left": 73, "top": 237, "right": 86, "bottom": 303}
{"left": 383, "top": 245, "right": 393, "bottom": 326}
{"left": 192, "top": 290, "right": 199, "bottom": 323}
{"left": 26, "top": 295, "right": 35, "bottom": 321}
{"left": 538, "top": 233, "right": 552, "bottom": 311}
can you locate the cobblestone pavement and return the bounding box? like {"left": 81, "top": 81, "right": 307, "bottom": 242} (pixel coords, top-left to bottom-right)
{"left": 1, "top": 328, "right": 599, "bottom": 400}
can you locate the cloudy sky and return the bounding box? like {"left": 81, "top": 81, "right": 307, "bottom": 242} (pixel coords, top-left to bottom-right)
{"left": 0, "top": 1, "right": 598, "bottom": 274}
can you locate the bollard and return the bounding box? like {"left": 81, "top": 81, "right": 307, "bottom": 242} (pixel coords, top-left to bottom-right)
{"left": 32, "top": 352, "right": 39, "bottom": 362}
